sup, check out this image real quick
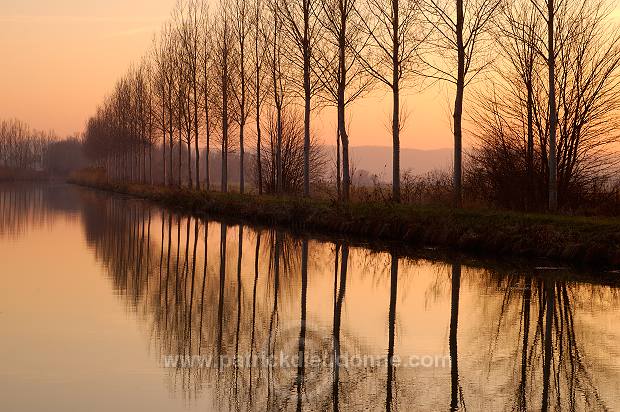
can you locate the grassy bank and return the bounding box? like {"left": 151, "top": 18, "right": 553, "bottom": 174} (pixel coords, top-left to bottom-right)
{"left": 70, "top": 177, "right": 620, "bottom": 267}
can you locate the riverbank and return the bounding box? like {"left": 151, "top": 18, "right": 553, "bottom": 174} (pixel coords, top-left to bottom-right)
{"left": 70, "top": 177, "right": 620, "bottom": 267}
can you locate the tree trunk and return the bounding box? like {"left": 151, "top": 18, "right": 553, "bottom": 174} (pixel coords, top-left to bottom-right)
{"left": 240, "top": 40, "right": 246, "bottom": 194}
{"left": 222, "top": 47, "right": 229, "bottom": 193}
{"left": 143, "top": 141, "right": 147, "bottom": 184}
{"left": 547, "top": 0, "right": 558, "bottom": 211}
{"left": 339, "top": 120, "right": 350, "bottom": 202}
{"left": 187, "top": 138, "right": 193, "bottom": 188}
{"left": 169, "top": 98, "right": 174, "bottom": 187}
{"left": 149, "top": 144, "right": 153, "bottom": 185}
{"left": 303, "top": 7, "right": 311, "bottom": 197}
{"left": 240, "top": 122, "right": 245, "bottom": 194}
{"left": 392, "top": 0, "right": 400, "bottom": 203}
{"left": 453, "top": 0, "right": 465, "bottom": 208}
{"left": 194, "top": 84, "right": 200, "bottom": 190}
{"left": 526, "top": 82, "right": 534, "bottom": 210}
{"left": 256, "top": 94, "right": 263, "bottom": 195}
{"left": 276, "top": 105, "right": 283, "bottom": 193}
{"left": 338, "top": 4, "right": 350, "bottom": 202}
{"left": 178, "top": 128, "right": 183, "bottom": 187}
{"left": 336, "top": 128, "right": 341, "bottom": 199}
{"left": 143, "top": 143, "right": 147, "bottom": 184}
{"left": 205, "top": 96, "right": 211, "bottom": 191}
{"left": 163, "top": 126, "right": 167, "bottom": 185}
{"left": 255, "top": 9, "right": 263, "bottom": 196}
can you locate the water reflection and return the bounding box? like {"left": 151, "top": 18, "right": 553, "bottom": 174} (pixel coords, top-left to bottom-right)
{"left": 485, "top": 274, "right": 613, "bottom": 411}
{"left": 0, "top": 183, "right": 80, "bottom": 238}
{"left": 450, "top": 263, "right": 462, "bottom": 412}
{"left": 2, "top": 183, "right": 620, "bottom": 411}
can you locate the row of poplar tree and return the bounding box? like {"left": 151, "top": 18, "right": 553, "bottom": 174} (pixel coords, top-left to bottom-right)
{"left": 83, "top": 0, "right": 620, "bottom": 211}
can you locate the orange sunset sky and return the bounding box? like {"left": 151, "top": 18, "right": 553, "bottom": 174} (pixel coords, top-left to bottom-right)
{"left": 2, "top": 1, "right": 619, "bottom": 150}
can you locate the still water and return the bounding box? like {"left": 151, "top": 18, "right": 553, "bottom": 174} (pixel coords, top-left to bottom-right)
{"left": 1, "top": 183, "right": 620, "bottom": 411}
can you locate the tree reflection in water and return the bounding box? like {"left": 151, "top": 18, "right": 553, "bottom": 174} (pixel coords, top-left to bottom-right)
{"left": 6, "top": 185, "right": 618, "bottom": 411}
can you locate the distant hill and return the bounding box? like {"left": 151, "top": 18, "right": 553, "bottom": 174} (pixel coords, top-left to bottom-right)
{"left": 149, "top": 146, "right": 451, "bottom": 185}
{"left": 325, "top": 146, "right": 452, "bottom": 182}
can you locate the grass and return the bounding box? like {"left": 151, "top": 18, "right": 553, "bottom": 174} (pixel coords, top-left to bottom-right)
{"left": 69, "top": 176, "right": 620, "bottom": 268}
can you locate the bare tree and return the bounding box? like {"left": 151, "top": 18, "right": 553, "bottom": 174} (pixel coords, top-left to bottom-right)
{"left": 258, "top": 109, "right": 327, "bottom": 193}
{"left": 215, "top": 0, "right": 234, "bottom": 193}
{"left": 278, "top": 0, "right": 323, "bottom": 196}
{"left": 152, "top": 36, "right": 169, "bottom": 185}
{"left": 171, "top": 32, "right": 193, "bottom": 188}
{"left": 421, "top": 0, "right": 500, "bottom": 207}
{"left": 267, "top": 0, "right": 289, "bottom": 193}
{"left": 252, "top": 0, "right": 269, "bottom": 194}
{"left": 154, "top": 25, "right": 179, "bottom": 187}
{"left": 316, "top": 0, "right": 370, "bottom": 201}
{"left": 356, "top": 0, "right": 423, "bottom": 202}
{"left": 528, "top": 0, "right": 567, "bottom": 210}
{"left": 176, "top": 0, "right": 203, "bottom": 189}
{"left": 469, "top": 0, "right": 620, "bottom": 210}
{"left": 200, "top": 0, "right": 214, "bottom": 190}
{"left": 142, "top": 59, "right": 157, "bottom": 184}
{"left": 233, "top": 0, "right": 253, "bottom": 193}
{"left": 495, "top": 0, "right": 542, "bottom": 209}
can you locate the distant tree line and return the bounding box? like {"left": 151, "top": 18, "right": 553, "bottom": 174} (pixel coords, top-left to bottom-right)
{"left": 0, "top": 119, "right": 52, "bottom": 170}
{"left": 82, "top": 0, "right": 620, "bottom": 211}
{"left": 0, "top": 118, "right": 86, "bottom": 178}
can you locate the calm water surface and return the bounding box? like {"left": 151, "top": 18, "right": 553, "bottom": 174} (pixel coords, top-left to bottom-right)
{"left": 1, "top": 183, "right": 620, "bottom": 411}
